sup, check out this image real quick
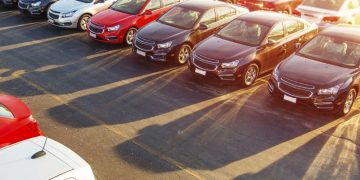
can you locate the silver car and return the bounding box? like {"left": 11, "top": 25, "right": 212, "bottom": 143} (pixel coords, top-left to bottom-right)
{"left": 297, "top": 0, "right": 360, "bottom": 29}
{"left": 47, "top": 0, "right": 116, "bottom": 31}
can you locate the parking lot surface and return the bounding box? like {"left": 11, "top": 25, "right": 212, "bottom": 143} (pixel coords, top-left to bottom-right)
{"left": 1, "top": 5, "right": 360, "bottom": 180}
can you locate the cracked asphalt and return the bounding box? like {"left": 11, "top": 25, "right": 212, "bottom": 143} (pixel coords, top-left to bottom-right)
{"left": 1, "top": 4, "right": 360, "bottom": 180}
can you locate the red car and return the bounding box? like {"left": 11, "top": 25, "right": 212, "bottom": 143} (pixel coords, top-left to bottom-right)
{"left": 0, "top": 94, "right": 42, "bottom": 149}
{"left": 87, "top": 0, "right": 182, "bottom": 45}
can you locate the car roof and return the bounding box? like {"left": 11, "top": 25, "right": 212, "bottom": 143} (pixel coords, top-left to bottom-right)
{"left": 178, "top": 0, "right": 231, "bottom": 12}
{"left": 321, "top": 25, "right": 360, "bottom": 43}
{"left": 238, "top": 11, "right": 297, "bottom": 26}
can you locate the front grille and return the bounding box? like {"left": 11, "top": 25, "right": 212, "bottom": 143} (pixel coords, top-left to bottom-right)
{"left": 281, "top": 77, "right": 315, "bottom": 89}
{"left": 18, "top": 2, "right": 29, "bottom": 9}
{"left": 193, "top": 54, "right": 218, "bottom": 71}
{"left": 89, "top": 22, "right": 104, "bottom": 34}
{"left": 279, "top": 83, "right": 313, "bottom": 98}
{"left": 50, "top": 9, "right": 60, "bottom": 14}
{"left": 48, "top": 12, "right": 59, "bottom": 19}
{"left": 196, "top": 53, "right": 219, "bottom": 63}
{"left": 135, "top": 36, "right": 155, "bottom": 51}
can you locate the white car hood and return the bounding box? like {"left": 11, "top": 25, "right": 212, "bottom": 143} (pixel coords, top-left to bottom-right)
{"left": 51, "top": 0, "right": 92, "bottom": 13}
{"left": 0, "top": 136, "right": 92, "bottom": 180}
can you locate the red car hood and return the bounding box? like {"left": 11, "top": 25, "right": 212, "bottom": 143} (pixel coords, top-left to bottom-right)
{"left": 90, "top": 9, "right": 136, "bottom": 27}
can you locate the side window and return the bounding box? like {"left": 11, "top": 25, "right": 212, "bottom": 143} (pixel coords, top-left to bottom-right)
{"left": 145, "top": 0, "right": 161, "bottom": 11}
{"left": 215, "top": 6, "right": 236, "bottom": 20}
{"left": 163, "top": 0, "right": 180, "bottom": 6}
{"left": 348, "top": 0, "right": 360, "bottom": 9}
{"left": 268, "top": 23, "right": 284, "bottom": 41}
{"left": 284, "top": 20, "right": 304, "bottom": 36}
{"left": 200, "top": 9, "right": 216, "bottom": 26}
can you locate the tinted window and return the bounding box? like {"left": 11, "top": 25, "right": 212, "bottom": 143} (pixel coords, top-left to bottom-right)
{"left": 200, "top": 9, "right": 216, "bottom": 25}
{"left": 268, "top": 23, "right": 284, "bottom": 41}
{"left": 302, "top": 0, "right": 345, "bottom": 11}
{"left": 164, "top": 0, "right": 180, "bottom": 6}
{"left": 145, "top": 0, "right": 161, "bottom": 11}
{"left": 111, "top": 0, "right": 147, "bottom": 15}
{"left": 348, "top": 0, "right": 360, "bottom": 9}
{"left": 159, "top": 6, "right": 201, "bottom": 29}
{"left": 215, "top": 6, "right": 236, "bottom": 20}
{"left": 284, "top": 20, "right": 304, "bottom": 35}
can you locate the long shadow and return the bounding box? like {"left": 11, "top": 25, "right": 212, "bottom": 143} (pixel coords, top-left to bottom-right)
{"left": 113, "top": 84, "right": 360, "bottom": 179}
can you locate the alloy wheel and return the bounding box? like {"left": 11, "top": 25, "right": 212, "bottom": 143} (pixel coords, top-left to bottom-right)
{"left": 343, "top": 89, "right": 356, "bottom": 115}
{"left": 177, "top": 45, "right": 191, "bottom": 64}
{"left": 244, "top": 65, "right": 258, "bottom": 86}
{"left": 80, "top": 15, "right": 91, "bottom": 31}
{"left": 126, "top": 28, "right": 137, "bottom": 45}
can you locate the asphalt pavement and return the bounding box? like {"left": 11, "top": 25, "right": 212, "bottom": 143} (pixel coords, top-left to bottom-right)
{"left": 1, "top": 4, "right": 360, "bottom": 180}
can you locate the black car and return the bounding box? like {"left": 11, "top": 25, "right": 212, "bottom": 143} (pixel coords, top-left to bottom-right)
{"left": 268, "top": 25, "right": 360, "bottom": 116}
{"left": 133, "top": 0, "right": 249, "bottom": 64}
{"left": 18, "top": 0, "right": 57, "bottom": 16}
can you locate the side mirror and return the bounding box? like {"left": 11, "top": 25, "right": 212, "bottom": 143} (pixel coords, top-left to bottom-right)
{"left": 143, "top": 10, "right": 152, "bottom": 16}
{"left": 267, "top": 39, "right": 277, "bottom": 46}
{"left": 198, "top": 23, "right": 208, "bottom": 30}
{"left": 95, "top": 0, "right": 105, "bottom": 3}
{"left": 295, "top": 42, "right": 301, "bottom": 49}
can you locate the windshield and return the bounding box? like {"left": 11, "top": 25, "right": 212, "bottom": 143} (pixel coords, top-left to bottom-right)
{"left": 159, "top": 6, "right": 201, "bottom": 29}
{"left": 111, "top": 0, "right": 147, "bottom": 15}
{"left": 217, "top": 19, "right": 270, "bottom": 46}
{"left": 302, "top": 0, "right": 345, "bottom": 11}
{"left": 76, "top": 0, "right": 93, "bottom": 3}
{"left": 298, "top": 35, "right": 360, "bottom": 68}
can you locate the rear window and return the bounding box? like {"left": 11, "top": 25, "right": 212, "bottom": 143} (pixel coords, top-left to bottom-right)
{"left": 0, "top": 104, "right": 14, "bottom": 119}
{"left": 302, "top": 0, "right": 345, "bottom": 11}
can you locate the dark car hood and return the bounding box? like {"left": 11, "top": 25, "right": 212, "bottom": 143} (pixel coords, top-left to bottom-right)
{"left": 279, "top": 54, "right": 355, "bottom": 87}
{"left": 194, "top": 36, "right": 256, "bottom": 63}
{"left": 138, "top": 21, "right": 191, "bottom": 42}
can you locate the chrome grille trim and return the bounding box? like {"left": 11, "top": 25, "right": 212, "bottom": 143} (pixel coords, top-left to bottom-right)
{"left": 134, "top": 36, "right": 155, "bottom": 51}
{"left": 281, "top": 77, "right": 315, "bottom": 90}
{"left": 193, "top": 53, "right": 218, "bottom": 71}
{"left": 278, "top": 82, "right": 313, "bottom": 99}
{"left": 88, "top": 21, "right": 104, "bottom": 34}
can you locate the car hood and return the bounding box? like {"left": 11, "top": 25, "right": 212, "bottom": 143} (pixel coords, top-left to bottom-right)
{"left": 138, "top": 21, "right": 191, "bottom": 42}
{"left": 194, "top": 35, "right": 256, "bottom": 63}
{"left": 90, "top": 9, "right": 135, "bottom": 27}
{"left": 279, "top": 54, "right": 354, "bottom": 87}
{"left": 51, "top": 0, "right": 91, "bottom": 13}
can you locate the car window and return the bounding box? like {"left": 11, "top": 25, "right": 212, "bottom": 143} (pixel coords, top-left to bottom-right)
{"left": 111, "top": 0, "right": 147, "bottom": 15}
{"left": 215, "top": 6, "right": 236, "bottom": 20}
{"left": 348, "top": 0, "right": 360, "bottom": 9}
{"left": 144, "top": 0, "right": 161, "bottom": 11}
{"left": 158, "top": 6, "right": 201, "bottom": 29}
{"left": 200, "top": 9, "right": 216, "bottom": 26}
{"left": 163, "top": 0, "right": 180, "bottom": 6}
{"left": 268, "top": 23, "right": 284, "bottom": 41}
{"left": 284, "top": 20, "right": 304, "bottom": 36}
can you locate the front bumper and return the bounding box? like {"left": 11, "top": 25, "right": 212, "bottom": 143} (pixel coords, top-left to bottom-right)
{"left": 48, "top": 12, "right": 78, "bottom": 29}
{"left": 87, "top": 24, "right": 128, "bottom": 44}
{"left": 18, "top": 2, "right": 45, "bottom": 15}
{"left": 268, "top": 78, "right": 344, "bottom": 110}
{"left": 132, "top": 43, "right": 177, "bottom": 62}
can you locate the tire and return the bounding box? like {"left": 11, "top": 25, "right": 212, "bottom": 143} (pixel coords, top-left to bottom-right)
{"left": 124, "top": 27, "right": 137, "bottom": 46}
{"left": 240, "top": 63, "right": 259, "bottom": 87}
{"left": 78, "top": 14, "right": 91, "bottom": 31}
{"left": 336, "top": 88, "right": 357, "bottom": 116}
{"left": 174, "top": 44, "right": 192, "bottom": 65}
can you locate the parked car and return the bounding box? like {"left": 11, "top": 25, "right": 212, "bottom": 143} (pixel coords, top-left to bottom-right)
{"left": 18, "top": 0, "right": 58, "bottom": 16}
{"left": 47, "top": 0, "right": 116, "bottom": 31}
{"left": 0, "top": 136, "right": 95, "bottom": 180}
{"left": 1, "top": 0, "right": 18, "bottom": 6}
{"left": 235, "top": 0, "right": 302, "bottom": 14}
{"left": 297, "top": 0, "right": 360, "bottom": 29}
{"left": 87, "top": 0, "right": 182, "bottom": 45}
{"left": 133, "top": 0, "right": 249, "bottom": 64}
{"left": 0, "top": 94, "right": 42, "bottom": 149}
{"left": 268, "top": 25, "right": 360, "bottom": 116}
{"left": 188, "top": 11, "right": 317, "bottom": 86}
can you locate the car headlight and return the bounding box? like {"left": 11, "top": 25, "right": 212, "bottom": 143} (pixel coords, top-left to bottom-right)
{"left": 221, "top": 60, "right": 240, "bottom": 69}
{"left": 318, "top": 83, "right": 343, "bottom": 95}
{"left": 272, "top": 64, "right": 280, "bottom": 81}
{"left": 31, "top": 1, "right": 41, "bottom": 7}
{"left": 61, "top": 10, "right": 76, "bottom": 18}
{"left": 157, "top": 41, "right": 172, "bottom": 49}
{"left": 107, "top": 25, "right": 121, "bottom": 32}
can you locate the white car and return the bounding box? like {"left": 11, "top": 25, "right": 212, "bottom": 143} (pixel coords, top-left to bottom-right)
{"left": 0, "top": 136, "right": 95, "bottom": 180}
{"left": 48, "top": 0, "right": 116, "bottom": 31}
{"left": 297, "top": 0, "right": 360, "bottom": 29}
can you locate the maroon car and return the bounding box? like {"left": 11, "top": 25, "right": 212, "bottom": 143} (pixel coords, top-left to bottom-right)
{"left": 188, "top": 11, "right": 318, "bottom": 86}
{"left": 268, "top": 25, "right": 360, "bottom": 116}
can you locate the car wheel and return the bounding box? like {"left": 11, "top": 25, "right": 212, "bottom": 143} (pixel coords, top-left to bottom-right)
{"left": 125, "top": 27, "right": 137, "bottom": 46}
{"left": 175, "top": 44, "right": 192, "bottom": 65}
{"left": 241, "top": 63, "right": 259, "bottom": 87}
{"left": 78, "top": 14, "right": 91, "bottom": 31}
{"left": 337, "top": 88, "right": 357, "bottom": 116}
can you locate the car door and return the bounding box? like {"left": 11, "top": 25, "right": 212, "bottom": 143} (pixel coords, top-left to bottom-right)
{"left": 136, "top": 0, "right": 163, "bottom": 28}
{"left": 282, "top": 20, "right": 308, "bottom": 57}
{"left": 260, "top": 22, "right": 287, "bottom": 72}
{"left": 190, "top": 8, "right": 217, "bottom": 44}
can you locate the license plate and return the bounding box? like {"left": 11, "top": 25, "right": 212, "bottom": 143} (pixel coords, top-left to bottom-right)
{"left": 195, "top": 68, "right": 206, "bottom": 76}
{"left": 284, "top": 95, "right": 297, "bottom": 103}
{"left": 136, "top": 50, "right": 146, "bottom": 57}
{"left": 48, "top": 19, "right": 54, "bottom": 24}
{"left": 89, "top": 32, "right": 96, "bottom": 38}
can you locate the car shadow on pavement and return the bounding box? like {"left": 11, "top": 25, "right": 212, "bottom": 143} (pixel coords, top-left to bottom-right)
{"left": 112, "top": 85, "right": 360, "bottom": 179}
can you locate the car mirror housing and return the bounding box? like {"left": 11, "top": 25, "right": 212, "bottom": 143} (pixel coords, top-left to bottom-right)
{"left": 267, "top": 39, "right": 277, "bottom": 46}
{"left": 295, "top": 43, "right": 301, "bottom": 49}
{"left": 143, "top": 10, "right": 152, "bottom": 16}
{"left": 198, "top": 23, "right": 208, "bottom": 30}
{"left": 95, "top": 0, "right": 105, "bottom": 3}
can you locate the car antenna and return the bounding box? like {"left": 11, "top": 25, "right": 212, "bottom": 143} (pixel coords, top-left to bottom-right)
{"left": 31, "top": 137, "right": 48, "bottom": 159}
